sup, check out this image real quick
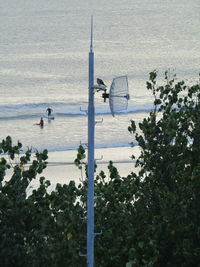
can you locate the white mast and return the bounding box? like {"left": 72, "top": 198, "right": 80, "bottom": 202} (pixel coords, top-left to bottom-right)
{"left": 86, "top": 17, "right": 130, "bottom": 267}
{"left": 87, "top": 15, "right": 95, "bottom": 267}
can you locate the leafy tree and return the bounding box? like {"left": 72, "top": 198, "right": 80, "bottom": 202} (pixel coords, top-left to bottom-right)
{"left": 0, "top": 137, "right": 136, "bottom": 267}
{"left": 127, "top": 71, "right": 200, "bottom": 266}
{"left": 0, "top": 136, "right": 85, "bottom": 267}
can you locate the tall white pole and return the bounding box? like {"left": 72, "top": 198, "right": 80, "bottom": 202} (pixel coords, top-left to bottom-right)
{"left": 87, "top": 16, "right": 95, "bottom": 267}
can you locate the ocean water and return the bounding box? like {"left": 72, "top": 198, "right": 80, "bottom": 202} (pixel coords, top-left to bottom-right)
{"left": 0, "top": 0, "right": 199, "bottom": 152}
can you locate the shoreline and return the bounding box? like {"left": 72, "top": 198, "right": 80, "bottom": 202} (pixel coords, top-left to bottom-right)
{"left": 4, "top": 146, "right": 140, "bottom": 191}
{"left": 42, "top": 146, "right": 139, "bottom": 185}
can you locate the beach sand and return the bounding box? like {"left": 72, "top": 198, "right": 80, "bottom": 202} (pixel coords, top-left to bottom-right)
{"left": 5, "top": 146, "right": 140, "bottom": 191}
{"left": 40, "top": 146, "right": 139, "bottom": 189}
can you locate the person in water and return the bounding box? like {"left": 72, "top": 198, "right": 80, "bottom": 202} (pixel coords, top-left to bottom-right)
{"left": 35, "top": 117, "right": 44, "bottom": 127}
{"left": 39, "top": 117, "right": 44, "bottom": 127}
{"left": 46, "top": 107, "right": 53, "bottom": 116}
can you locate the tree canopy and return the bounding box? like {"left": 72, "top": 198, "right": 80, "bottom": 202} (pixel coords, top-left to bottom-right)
{"left": 0, "top": 71, "right": 200, "bottom": 266}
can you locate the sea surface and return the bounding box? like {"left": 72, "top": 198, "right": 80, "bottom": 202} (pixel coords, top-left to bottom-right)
{"left": 0, "top": 0, "right": 199, "bottom": 153}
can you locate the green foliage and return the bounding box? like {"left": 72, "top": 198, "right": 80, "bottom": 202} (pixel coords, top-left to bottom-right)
{"left": 128, "top": 71, "right": 200, "bottom": 266}
{"left": 74, "top": 144, "right": 86, "bottom": 170}
{"left": 0, "top": 137, "right": 85, "bottom": 267}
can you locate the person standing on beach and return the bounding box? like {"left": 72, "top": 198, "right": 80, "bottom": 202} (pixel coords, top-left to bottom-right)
{"left": 46, "top": 107, "right": 53, "bottom": 116}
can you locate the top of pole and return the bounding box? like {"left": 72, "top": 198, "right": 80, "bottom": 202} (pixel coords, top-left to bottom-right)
{"left": 90, "top": 16, "right": 93, "bottom": 52}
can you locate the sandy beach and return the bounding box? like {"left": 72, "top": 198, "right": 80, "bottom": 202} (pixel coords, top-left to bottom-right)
{"left": 4, "top": 146, "right": 140, "bottom": 192}
{"left": 38, "top": 146, "right": 139, "bottom": 189}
